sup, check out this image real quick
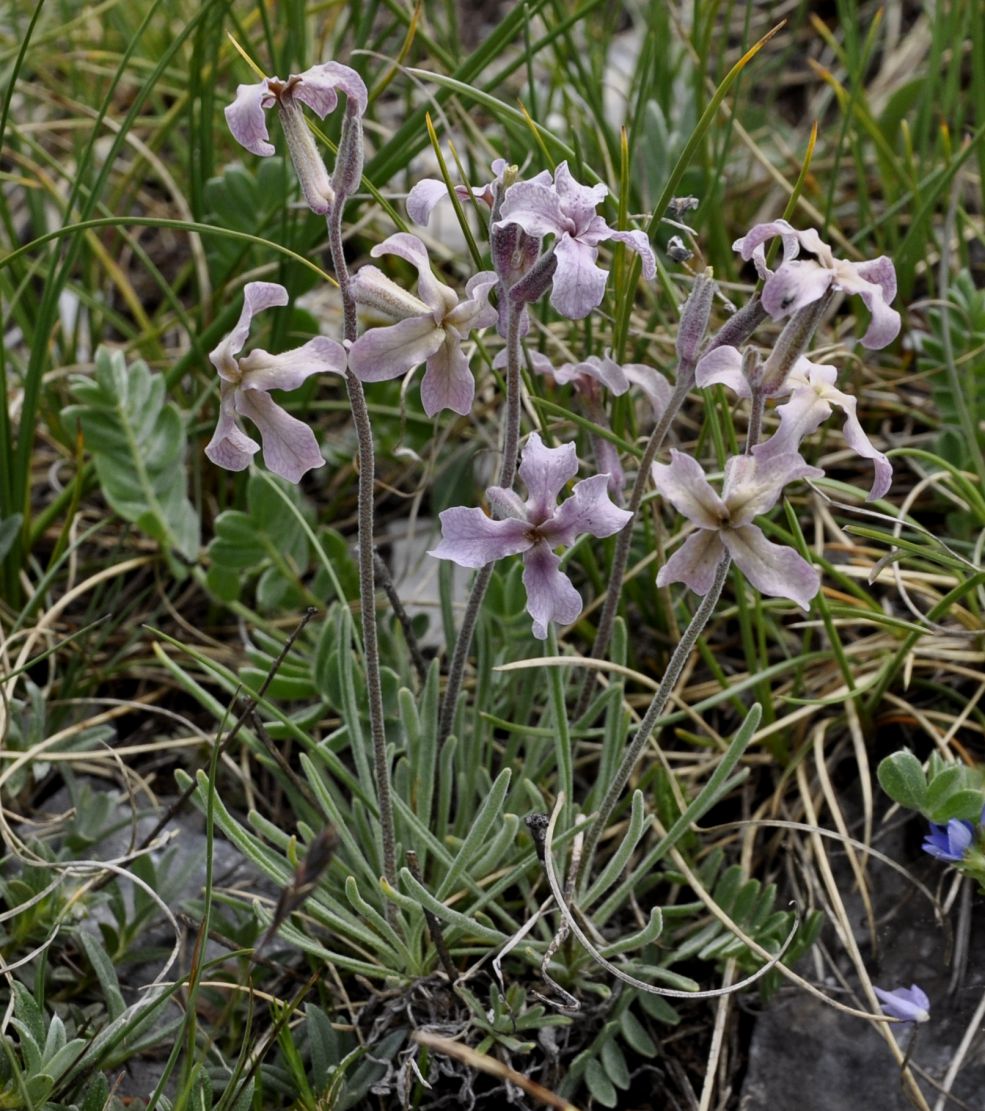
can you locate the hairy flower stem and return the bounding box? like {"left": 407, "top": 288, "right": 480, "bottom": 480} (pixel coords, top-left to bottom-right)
{"left": 574, "top": 297, "right": 767, "bottom": 720}
{"left": 579, "top": 555, "right": 732, "bottom": 880}
{"left": 437, "top": 301, "right": 523, "bottom": 744}
{"left": 327, "top": 204, "right": 397, "bottom": 892}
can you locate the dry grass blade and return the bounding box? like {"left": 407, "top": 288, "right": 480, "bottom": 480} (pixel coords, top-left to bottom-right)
{"left": 412, "top": 1030, "right": 582, "bottom": 1111}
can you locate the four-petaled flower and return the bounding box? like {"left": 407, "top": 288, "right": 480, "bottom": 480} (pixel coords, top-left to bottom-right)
{"left": 205, "top": 282, "right": 346, "bottom": 483}
{"left": 874, "top": 984, "right": 930, "bottom": 1024}
{"left": 696, "top": 347, "right": 892, "bottom": 501}
{"left": 495, "top": 161, "right": 656, "bottom": 319}
{"left": 348, "top": 233, "right": 498, "bottom": 416}
{"left": 733, "top": 220, "right": 900, "bottom": 349}
{"left": 225, "top": 62, "right": 367, "bottom": 214}
{"left": 428, "top": 433, "right": 632, "bottom": 638}
{"left": 922, "top": 817, "right": 975, "bottom": 862}
{"left": 650, "top": 449, "right": 822, "bottom": 610}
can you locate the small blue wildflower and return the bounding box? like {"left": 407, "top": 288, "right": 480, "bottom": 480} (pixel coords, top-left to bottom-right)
{"left": 874, "top": 984, "right": 930, "bottom": 1024}
{"left": 922, "top": 817, "right": 975, "bottom": 862}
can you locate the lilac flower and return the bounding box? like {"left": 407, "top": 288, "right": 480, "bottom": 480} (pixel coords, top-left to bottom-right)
{"left": 651, "top": 449, "right": 822, "bottom": 610}
{"left": 495, "top": 161, "right": 656, "bottom": 319}
{"left": 696, "top": 347, "right": 892, "bottom": 500}
{"left": 922, "top": 817, "right": 975, "bottom": 862}
{"left": 205, "top": 282, "right": 346, "bottom": 483}
{"left": 225, "top": 62, "right": 367, "bottom": 214}
{"left": 428, "top": 433, "right": 632, "bottom": 638}
{"left": 348, "top": 233, "right": 498, "bottom": 416}
{"left": 874, "top": 984, "right": 930, "bottom": 1024}
{"left": 733, "top": 220, "right": 900, "bottom": 349}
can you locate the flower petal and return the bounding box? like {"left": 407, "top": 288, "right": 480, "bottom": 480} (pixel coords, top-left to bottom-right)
{"left": 623, "top": 362, "right": 673, "bottom": 419}
{"left": 428, "top": 507, "right": 532, "bottom": 568}
{"left": 732, "top": 219, "right": 801, "bottom": 277}
{"left": 210, "top": 282, "right": 288, "bottom": 377}
{"left": 839, "top": 258, "right": 901, "bottom": 348}
{"left": 371, "top": 233, "right": 457, "bottom": 319}
{"left": 554, "top": 161, "right": 608, "bottom": 230}
{"left": 348, "top": 316, "right": 445, "bottom": 382}
{"left": 874, "top": 986, "right": 930, "bottom": 1024}
{"left": 205, "top": 384, "right": 259, "bottom": 472}
{"left": 650, "top": 450, "right": 724, "bottom": 529}
{"left": 293, "top": 61, "right": 367, "bottom": 118}
{"left": 239, "top": 336, "right": 347, "bottom": 392}
{"left": 657, "top": 528, "right": 726, "bottom": 595}
{"left": 722, "top": 524, "right": 820, "bottom": 610}
{"left": 551, "top": 235, "right": 608, "bottom": 319}
{"left": 540, "top": 474, "right": 632, "bottom": 546}
{"left": 419, "top": 335, "right": 475, "bottom": 416}
{"left": 519, "top": 433, "right": 579, "bottom": 522}
{"left": 235, "top": 389, "right": 324, "bottom": 483}
{"left": 724, "top": 451, "right": 822, "bottom": 525}
{"left": 606, "top": 228, "right": 657, "bottom": 280}
{"left": 553, "top": 354, "right": 629, "bottom": 395}
{"left": 445, "top": 271, "right": 499, "bottom": 332}
{"left": 694, "top": 345, "right": 750, "bottom": 395}
{"left": 225, "top": 81, "right": 276, "bottom": 156}
{"left": 406, "top": 179, "right": 452, "bottom": 226}
{"left": 761, "top": 259, "right": 833, "bottom": 318}
{"left": 522, "top": 541, "right": 584, "bottom": 640}
{"left": 497, "top": 179, "right": 569, "bottom": 239}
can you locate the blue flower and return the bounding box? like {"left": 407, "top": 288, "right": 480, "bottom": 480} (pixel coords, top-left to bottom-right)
{"left": 922, "top": 817, "right": 975, "bottom": 862}
{"left": 874, "top": 984, "right": 930, "bottom": 1024}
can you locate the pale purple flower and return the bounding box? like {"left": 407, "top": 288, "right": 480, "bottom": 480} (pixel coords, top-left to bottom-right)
{"left": 495, "top": 161, "right": 656, "bottom": 319}
{"left": 651, "top": 449, "right": 822, "bottom": 610}
{"left": 697, "top": 347, "right": 892, "bottom": 500}
{"left": 733, "top": 220, "right": 900, "bottom": 349}
{"left": 428, "top": 433, "right": 632, "bottom": 638}
{"left": 874, "top": 984, "right": 930, "bottom": 1024}
{"left": 225, "top": 62, "right": 367, "bottom": 214}
{"left": 520, "top": 351, "right": 671, "bottom": 421}
{"left": 348, "top": 233, "right": 497, "bottom": 416}
{"left": 205, "top": 282, "right": 346, "bottom": 483}
{"left": 922, "top": 817, "right": 975, "bottom": 862}
{"left": 406, "top": 158, "right": 554, "bottom": 226}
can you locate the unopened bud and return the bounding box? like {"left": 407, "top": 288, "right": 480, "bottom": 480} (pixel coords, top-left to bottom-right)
{"left": 277, "top": 99, "right": 334, "bottom": 215}
{"left": 508, "top": 247, "right": 557, "bottom": 305}
{"left": 331, "top": 103, "right": 364, "bottom": 205}
{"left": 760, "top": 292, "right": 830, "bottom": 394}
{"left": 676, "top": 268, "right": 716, "bottom": 365}
{"left": 667, "top": 235, "right": 692, "bottom": 262}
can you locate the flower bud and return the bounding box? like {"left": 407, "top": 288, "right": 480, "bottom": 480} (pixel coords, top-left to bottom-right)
{"left": 508, "top": 248, "right": 557, "bottom": 306}
{"left": 277, "top": 99, "right": 334, "bottom": 214}
{"left": 759, "top": 292, "right": 830, "bottom": 394}
{"left": 331, "top": 103, "right": 364, "bottom": 205}
{"left": 676, "top": 268, "right": 717, "bottom": 365}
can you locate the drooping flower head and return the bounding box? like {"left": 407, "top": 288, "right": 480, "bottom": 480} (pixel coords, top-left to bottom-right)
{"left": 495, "top": 161, "right": 656, "bottom": 319}
{"left": 651, "top": 449, "right": 822, "bottom": 610}
{"left": 874, "top": 984, "right": 930, "bottom": 1024}
{"left": 225, "top": 62, "right": 367, "bottom": 214}
{"left": 347, "top": 233, "right": 497, "bottom": 416}
{"left": 696, "top": 347, "right": 892, "bottom": 501}
{"left": 429, "top": 433, "right": 632, "bottom": 638}
{"left": 205, "top": 282, "right": 346, "bottom": 483}
{"left": 733, "top": 220, "right": 900, "bottom": 349}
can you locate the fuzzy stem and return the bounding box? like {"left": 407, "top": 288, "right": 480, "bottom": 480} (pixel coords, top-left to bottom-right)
{"left": 574, "top": 297, "right": 767, "bottom": 720}
{"left": 327, "top": 203, "right": 397, "bottom": 892}
{"left": 580, "top": 555, "right": 732, "bottom": 878}
{"left": 437, "top": 300, "right": 523, "bottom": 744}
